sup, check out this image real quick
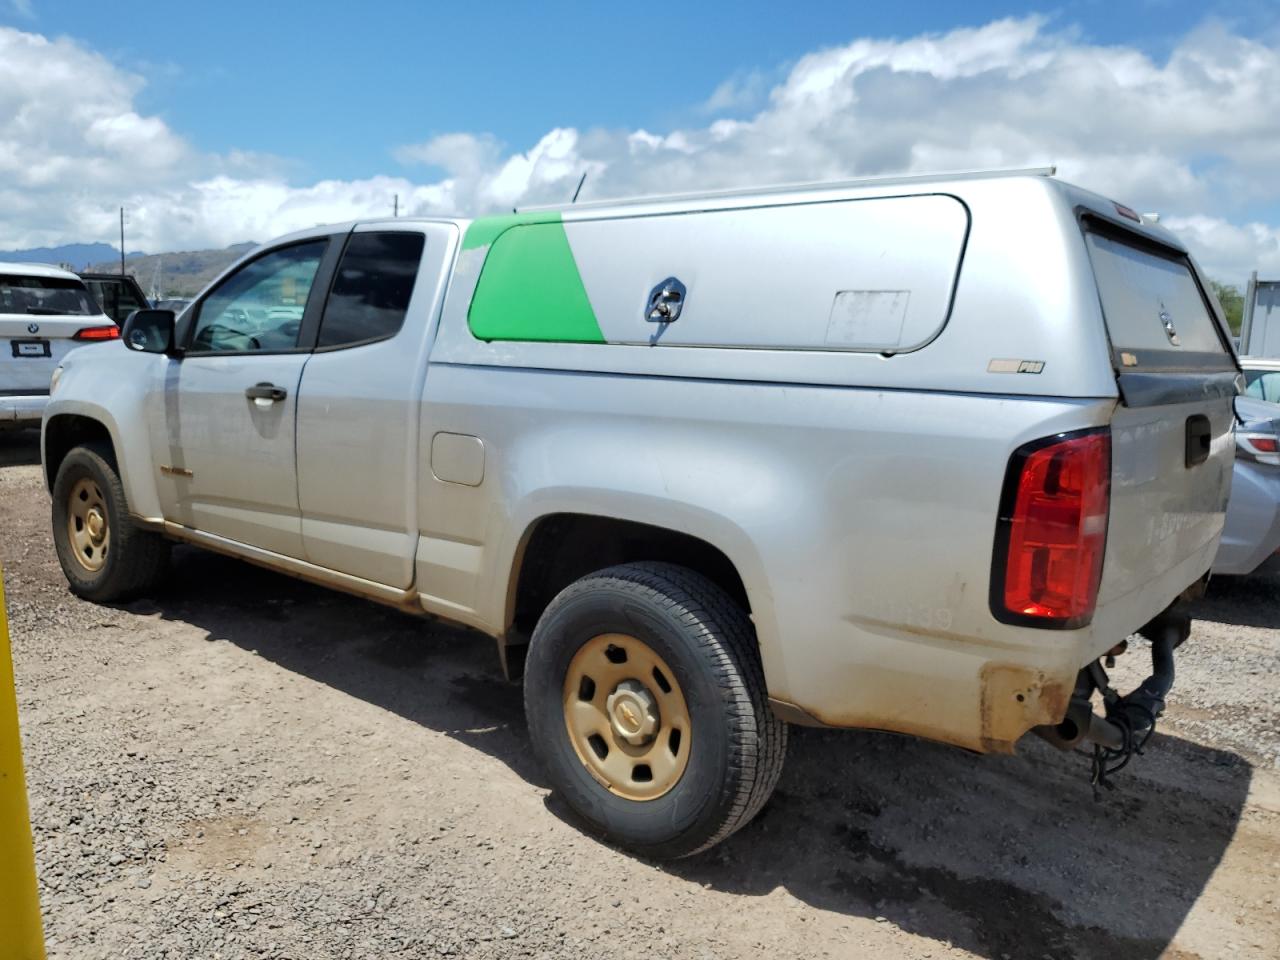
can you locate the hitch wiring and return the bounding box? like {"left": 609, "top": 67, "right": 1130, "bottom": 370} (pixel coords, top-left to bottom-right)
{"left": 1088, "top": 702, "right": 1158, "bottom": 800}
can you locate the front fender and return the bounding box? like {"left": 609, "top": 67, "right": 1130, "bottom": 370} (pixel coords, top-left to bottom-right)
{"left": 42, "top": 347, "right": 163, "bottom": 522}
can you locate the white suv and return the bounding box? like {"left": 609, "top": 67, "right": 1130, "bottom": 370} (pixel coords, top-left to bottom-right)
{"left": 1, "top": 263, "right": 120, "bottom": 429}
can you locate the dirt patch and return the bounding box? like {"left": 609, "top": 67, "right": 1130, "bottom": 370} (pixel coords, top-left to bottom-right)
{"left": 2, "top": 429, "right": 1277, "bottom": 959}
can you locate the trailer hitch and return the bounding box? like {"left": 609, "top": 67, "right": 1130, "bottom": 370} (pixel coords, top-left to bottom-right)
{"left": 1033, "top": 607, "right": 1190, "bottom": 798}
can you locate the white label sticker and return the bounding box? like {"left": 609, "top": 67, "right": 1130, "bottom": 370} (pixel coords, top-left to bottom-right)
{"left": 825, "top": 290, "right": 910, "bottom": 349}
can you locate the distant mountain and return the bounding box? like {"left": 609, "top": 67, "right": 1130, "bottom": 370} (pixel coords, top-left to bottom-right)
{"left": 0, "top": 242, "right": 146, "bottom": 269}
{"left": 1, "top": 240, "right": 257, "bottom": 297}
{"left": 86, "top": 242, "right": 258, "bottom": 297}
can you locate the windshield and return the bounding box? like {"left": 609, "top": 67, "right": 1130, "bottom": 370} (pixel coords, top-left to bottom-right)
{"left": 0, "top": 274, "right": 98, "bottom": 316}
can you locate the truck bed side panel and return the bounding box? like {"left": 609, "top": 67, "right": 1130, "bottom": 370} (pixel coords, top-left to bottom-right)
{"left": 417, "top": 362, "right": 1119, "bottom": 751}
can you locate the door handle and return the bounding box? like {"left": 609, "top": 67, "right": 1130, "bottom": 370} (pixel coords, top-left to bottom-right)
{"left": 245, "top": 382, "right": 287, "bottom": 402}
{"left": 645, "top": 276, "right": 687, "bottom": 323}
{"left": 1185, "top": 414, "right": 1210, "bottom": 467}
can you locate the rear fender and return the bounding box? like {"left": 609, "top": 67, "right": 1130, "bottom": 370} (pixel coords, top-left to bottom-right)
{"left": 499, "top": 489, "right": 777, "bottom": 667}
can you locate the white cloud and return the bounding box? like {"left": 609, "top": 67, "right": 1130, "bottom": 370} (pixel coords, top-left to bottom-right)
{"left": 1161, "top": 215, "right": 1280, "bottom": 281}
{"left": 0, "top": 27, "right": 194, "bottom": 245}
{"left": 702, "top": 69, "right": 771, "bottom": 114}
{"left": 392, "top": 132, "right": 503, "bottom": 179}
{"left": 3, "top": 18, "right": 1280, "bottom": 284}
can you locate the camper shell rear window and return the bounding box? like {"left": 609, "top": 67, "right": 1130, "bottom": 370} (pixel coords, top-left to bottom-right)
{"left": 1081, "top": 217, "right": 1233, "bottom": 373}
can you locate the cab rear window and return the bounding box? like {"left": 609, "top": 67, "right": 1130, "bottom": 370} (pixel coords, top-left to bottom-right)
{"left": 1083, "top": 225, "right": 1232, "bottom": 370}
{"left": 318, "top": 232, "right": 425, "bottom": 349}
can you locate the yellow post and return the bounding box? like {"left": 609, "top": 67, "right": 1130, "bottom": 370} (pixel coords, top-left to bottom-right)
{"left": 0, "top": 567, "right": 46, "bottom": 959}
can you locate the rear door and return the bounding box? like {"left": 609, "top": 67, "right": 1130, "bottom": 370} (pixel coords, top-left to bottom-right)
{"left": 83, "top": 276, "right": 149, "bottom": 326}
{"left": 1, "top": 273, "right": 109, "bottom": 403}
{"left": 1082, "top": 219, "right": 1239, "bottom": 604}
{"left": 148, "top": 237, "right": 340, "bottom": 557}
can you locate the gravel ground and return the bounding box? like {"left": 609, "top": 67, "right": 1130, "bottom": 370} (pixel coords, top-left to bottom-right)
{"left": 2, "top": 429, "right": 1278, "bottom": 960}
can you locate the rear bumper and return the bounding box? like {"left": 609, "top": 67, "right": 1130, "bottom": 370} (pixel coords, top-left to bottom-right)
{"left": 768, "top": 541, "right": 1218, "bottom": 755}
{"left": 0, "top": 394, "right": 48, "bottom": 425}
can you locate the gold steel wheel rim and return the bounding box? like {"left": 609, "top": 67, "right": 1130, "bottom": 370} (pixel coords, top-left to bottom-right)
{"left": 562, "top": 632, "right": 691, "bottom": 801}
{"left": 67, "top": 477, "right": 110, "bottom": 573}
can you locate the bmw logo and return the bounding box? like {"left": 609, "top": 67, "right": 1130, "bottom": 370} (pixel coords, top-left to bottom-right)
{"left": 26, "top": 321, "right": 39, "bottom": 334}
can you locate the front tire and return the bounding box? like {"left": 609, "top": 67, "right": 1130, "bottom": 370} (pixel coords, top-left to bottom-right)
{"left": 523, "top": 562, "right": 787, "bottom": 859}
{"left": 51, "top": 445, "right": 169, "bottom": 602}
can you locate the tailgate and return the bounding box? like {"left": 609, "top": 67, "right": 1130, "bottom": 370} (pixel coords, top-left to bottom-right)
{"left": 1105, "top": 395, "right": 1233, "bottom": 603}
{"left": 0, "top": 316, "right": 86, "bottom": 394}
{"left": 1, "top": 272, "right": 107, "bottom": 395}
{"left": 1083, "top": 220, "right": 1237, "bottom": 605}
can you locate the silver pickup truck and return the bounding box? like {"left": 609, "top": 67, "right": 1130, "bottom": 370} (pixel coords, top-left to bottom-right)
{"left": 41, "top": 169, "right": 1238, "bottom": 858}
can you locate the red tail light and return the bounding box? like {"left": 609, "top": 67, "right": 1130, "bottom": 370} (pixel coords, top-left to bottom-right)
{"left": 73, "top": 325, "right": 121, "bottom": 341}
{"left": 1247, "top": 436, "right": 1279, "bottom": 454}
{"left": 991, "top": 429, "right": 1111, "bottom": 628}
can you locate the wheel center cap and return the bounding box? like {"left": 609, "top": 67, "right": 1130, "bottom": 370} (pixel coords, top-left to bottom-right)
{"left": 607, "top": 680, "right": 659, "bottom": 746}
{"left": 86, "top": 509, "right": 105, "bottom": 541}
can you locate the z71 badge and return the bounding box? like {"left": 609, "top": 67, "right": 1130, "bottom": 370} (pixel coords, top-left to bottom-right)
{"left": 987, "top": 358, "right": 1046, "bottom": 374}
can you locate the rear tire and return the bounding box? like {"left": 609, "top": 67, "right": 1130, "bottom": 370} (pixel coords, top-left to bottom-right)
{"left": 51, "top": 444, "right": 169, "bottom": 602}
{"left": 523, "top": 561, "right": 786, "bottom": 859}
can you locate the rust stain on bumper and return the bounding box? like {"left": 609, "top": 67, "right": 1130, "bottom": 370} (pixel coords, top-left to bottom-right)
{"left": 979, "top": 662, "right": 1070, "bottom": 754}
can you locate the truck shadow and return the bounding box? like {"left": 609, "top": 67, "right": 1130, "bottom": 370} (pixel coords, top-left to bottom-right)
{"left": 1190, "top": 573, "right": 1280, "bottom": 628}
{"left": 667, "top": 729, "right": 1251, "bottom": 960}
{"left": 153, "top": 546, "right": 1253, "bottom": 960}
{"left": 0, "top": 429, "right": 41, "bottom": 467}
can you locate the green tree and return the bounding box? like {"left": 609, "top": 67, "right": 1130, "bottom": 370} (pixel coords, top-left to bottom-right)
{"left": 1208, "top": 280, "right": 1244, "bottom": 335}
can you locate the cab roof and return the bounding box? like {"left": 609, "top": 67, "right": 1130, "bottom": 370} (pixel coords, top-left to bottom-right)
{"left": 0, "top": 261, "right": 84, "bottom": 281}
{"left": 236, "top": 166, "right": 1191, "bottom": 264}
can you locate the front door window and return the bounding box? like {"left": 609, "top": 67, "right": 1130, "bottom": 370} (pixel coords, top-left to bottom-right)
{"left": 189, "top": 241, "right": 326, "bottom": 352}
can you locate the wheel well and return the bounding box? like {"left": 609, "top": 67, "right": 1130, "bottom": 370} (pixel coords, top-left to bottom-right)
{"left": 43, "top": 415, "right": 115, "bottom": 491}
{"left": 509, "top": 514, "right": 751, "bottom": 638}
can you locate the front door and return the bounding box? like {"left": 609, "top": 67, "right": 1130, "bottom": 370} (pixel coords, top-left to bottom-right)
{"left": 149, "top": 237, "right": 337, "bottom": 558}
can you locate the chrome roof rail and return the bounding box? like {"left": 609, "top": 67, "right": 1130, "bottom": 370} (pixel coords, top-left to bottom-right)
{"left": 518, "top": 166, "right": 1057, "bottom": 213}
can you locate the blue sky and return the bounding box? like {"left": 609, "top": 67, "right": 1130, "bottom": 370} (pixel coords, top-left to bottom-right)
{"left": 8, "top": 0, "right": 1276, "bottom": 183}
{"left": 2, "top": 0, "right": 1280, "bottom": 281}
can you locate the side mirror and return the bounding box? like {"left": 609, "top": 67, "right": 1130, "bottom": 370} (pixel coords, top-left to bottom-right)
{"left": 121, "top": 309, "right": 178, "bottom": 355}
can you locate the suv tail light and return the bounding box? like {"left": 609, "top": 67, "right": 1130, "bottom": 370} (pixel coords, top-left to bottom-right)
{"left": 991, "top": 428, "right": 1111, "bottom": 628}
{"left": 73, "top": 325, "right": 121, "bottom": 341}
